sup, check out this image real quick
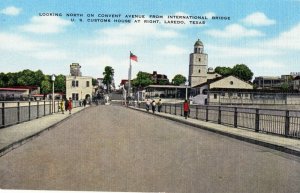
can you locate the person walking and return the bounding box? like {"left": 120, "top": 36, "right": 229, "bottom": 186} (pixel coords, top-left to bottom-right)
{"left": 151, "top": 100, "right": 156, "bottom": 113}
{"left": 64, "top": 98, "right": 68, "bottom": 112}
{"left": 183, "top": 99, "right": 189, "bottom": 119}
{"left": 83, "top": 99, "right": 87, "bottom": 107}
{"left": 67, "top": 97, "right": 73, "bottom": 114}
{"left": 59, "top": 99, "right": 65, "bottom": 114}
{"left": 146, "top": 99, "right": 151, "bottom": 112}
{"left": 157, "top": 98, "right": 162, "bottom": 112}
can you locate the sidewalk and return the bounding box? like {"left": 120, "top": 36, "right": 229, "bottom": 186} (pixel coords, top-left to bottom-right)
{"left": 0, "top": 106, "right": 88, "bottom": 157}
{"left": 130, "top": 106, "right": 300, "bottom": 157}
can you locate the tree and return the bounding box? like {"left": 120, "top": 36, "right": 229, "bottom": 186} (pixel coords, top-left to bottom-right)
{"left": 214, "top": 66, "right": 232, "bottom": 76}
{"left": 231, "top": 64, "right": 253, "bottom": 81}
{"left": 102, "top": 66, "right": 114, "bottom": 92}
{"left": 40, "top": 79, "right": 51, "bottom": 94}
{"left": 132, "top": 71, "right": 153, "bottom": 88}
{"left": 54, "top": 74, "right": 66, "bottom": 93}
{"left": 172, "top": 74, "right": 187, "bottom": 85}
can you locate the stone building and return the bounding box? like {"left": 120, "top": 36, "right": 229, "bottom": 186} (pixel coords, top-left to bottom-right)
{"left": 66, "top": 63, "right": 93, "bottom": 101}
{"left": 188, "top": 39, "right": 220, "bottom": 87}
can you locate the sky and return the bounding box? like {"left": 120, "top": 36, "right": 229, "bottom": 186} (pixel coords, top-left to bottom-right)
{"left": 0, "top": 0, "right": 300, "bottom": 86}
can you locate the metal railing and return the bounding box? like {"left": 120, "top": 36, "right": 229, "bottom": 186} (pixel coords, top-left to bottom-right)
{"left": 135, "top": 102, "right": 300, "bottom": 139}
{"left": 0, "top": 100, "right": 81, "bottom": 128}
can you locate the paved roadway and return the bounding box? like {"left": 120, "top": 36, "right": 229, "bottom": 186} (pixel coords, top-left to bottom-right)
{"left": 0, "top": 105, "right": 300, "bottom": 193}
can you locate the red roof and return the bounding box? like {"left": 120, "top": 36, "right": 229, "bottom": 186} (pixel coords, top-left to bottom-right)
{"left": 11, "top": 86, "right": 39, "bottom": 89}
{"left": 0, "top": 88, "right": 28, "bottom": 91}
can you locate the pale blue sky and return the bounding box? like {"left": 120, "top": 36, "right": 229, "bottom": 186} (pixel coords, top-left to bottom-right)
{"left": 0, "top": 0, "right": 300, "bottom": 85}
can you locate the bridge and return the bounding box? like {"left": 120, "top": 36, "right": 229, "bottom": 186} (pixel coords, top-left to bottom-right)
{"left": 0, "top": 104, "right": 300, "bottom": 192}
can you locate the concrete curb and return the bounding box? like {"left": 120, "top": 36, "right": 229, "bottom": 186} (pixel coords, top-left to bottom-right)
{"left": 0, "top": 107, "right": 89, "bottom": 157}
{"left": 129, "top": 106, "right": 300, "bottom": 157}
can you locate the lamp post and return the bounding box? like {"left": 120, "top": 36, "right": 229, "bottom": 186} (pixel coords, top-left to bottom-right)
{"left": 51, "top": 74, "right": 56, "bottom": 114}
{"left": 185, "top": 81, "right": 189, "bottom": 100}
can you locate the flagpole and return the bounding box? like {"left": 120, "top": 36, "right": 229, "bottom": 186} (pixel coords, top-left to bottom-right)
{"left": 128, "top": 51, "right": 132, "bottom": 98}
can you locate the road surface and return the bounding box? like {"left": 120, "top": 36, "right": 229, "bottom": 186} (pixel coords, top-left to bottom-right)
{"left": 0, "top": 105, "right": 299, "bottom": 192}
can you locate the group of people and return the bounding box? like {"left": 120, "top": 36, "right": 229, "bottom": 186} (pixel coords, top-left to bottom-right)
{"left": 145, "top": 99, "right": 162, "bottom": 113}
{"left": 59, "top": 98, "right": 73, "bottom": 114}
{"left": 145, "top": 98, "right": 190, "bottom": 119}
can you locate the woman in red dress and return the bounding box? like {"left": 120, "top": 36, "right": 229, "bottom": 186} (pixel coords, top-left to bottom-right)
{"left": 67, "top": 97, "right": 73, "bottom": 114}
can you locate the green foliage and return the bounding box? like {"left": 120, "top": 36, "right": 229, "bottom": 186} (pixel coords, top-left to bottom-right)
{"left": 158, "top": 79, "right": 169, "bottom": 85}
{"left": 214, "top": 64, "right": 253, "bottom": 82}
{"left": 54, "top": 74, "right": 66, "bottom": 93}
{"left": 280, "top": 82, "right": 291, "bottom": 92}
{"left": 172, "top": 74, "right": 187, "bottom": 85}
{"left": 102, "top": 66, "right": 115, "bottom": 92}
{"left": 132, "top": 71, "right": 153, "bottom": 88}
{"left": 214, "top": 66, "right": 232, "bottom": 76}
{"left": 40, "top": 79, "right": 51, "bottom": 94}
{"left": 231, "top": 64, "right": 253, "bottom": 81}
{"left": 0, "top": 69, "right": 66, "bottom": 94}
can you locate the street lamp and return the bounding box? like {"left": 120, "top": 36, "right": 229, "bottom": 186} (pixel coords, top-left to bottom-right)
{"left": 185, "top": 81, "right": 189, "bottom": 100}
{"left": 51, "top": 74, "right": 56, "bottom": 114}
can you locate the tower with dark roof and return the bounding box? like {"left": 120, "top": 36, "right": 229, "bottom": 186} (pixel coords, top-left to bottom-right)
{"left": 189, "top": 39, "right": 208, "bottom": 87}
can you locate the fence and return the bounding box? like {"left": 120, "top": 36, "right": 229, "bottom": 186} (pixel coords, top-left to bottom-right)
{"left": 0, "top": 100, "right": 80, "bottom": 128}
{"left": 136, "top": 102, "right": 300, "bottom": 139}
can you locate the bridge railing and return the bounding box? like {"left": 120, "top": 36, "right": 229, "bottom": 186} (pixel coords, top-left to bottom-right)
{"left": 0, "top": 100, "right": 81, "bottom": 128}
{"left": 135, "top": 102, "right": 300, "bottom": 139}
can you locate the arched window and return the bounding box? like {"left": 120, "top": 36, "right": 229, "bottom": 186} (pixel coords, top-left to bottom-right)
{"left": 202, "top": 89, "right": 208, "bottom": 95}
{"left": 198, "top": 69, "right": 201, "bottom": 73}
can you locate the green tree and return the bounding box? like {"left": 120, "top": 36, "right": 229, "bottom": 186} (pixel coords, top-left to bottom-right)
{"left": 280, "top": 83, "right": 291, "bottom": 92}
{"left": 132, "top": 71, "right": 153, "bottom": 88}
{"left": 102, "top": 66, "right": 114, "bottom": 92}
{"left": 214, "top": 66, "right": 232, "bottom": 76}
{"left": 54, "top": 74, "right": 66, "bottom": 93}
{"left": 41, "top": 79, "right": 51, "bottom": 94}
{"left": 34, "top": 70, "right": 45, "bottom": 86}
{"left": 231, "top": 64, "right": 253, "bottom": 81}
{"left": 158, "top": 79, "right": 169, "bottom": 85}
{"left": 172, "top": 74, "right": 187, "bottom": 85}
{"left": 6, "top": 72, "right": 18, "bottom": 86}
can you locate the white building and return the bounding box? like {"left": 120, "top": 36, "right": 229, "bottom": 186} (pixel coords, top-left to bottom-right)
{"left": 65, "top": 63, "right": 93, "bottom": 101}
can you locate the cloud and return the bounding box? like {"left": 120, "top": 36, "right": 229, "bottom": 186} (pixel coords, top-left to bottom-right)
{"left": 264, "top": 22, "right": 300, "bottom": 50}
{"left": 159, "top": 45, "right": 188, "bottom": 55}
{"left": 20, "top": 16, "right": 72, "bottom": 34}
{"left": 242, "top": 12, "right": 276, "bottom": 26}
{"left": 206, "top": 45, "right": 279, "bottom": 58}
{"left": 0, "top": 32, "right": 69, "bottom": 61}
{"left": 251, "top": 60, "right": 284, "bottom": 69}
{"left": 0, "top": 6, "right": 21, "bottom": 16}
{"left": 0, "top": 33, "right": 52, "bottom": 51}
{"left": 205, "top": 24, "right": 264, "bottom": 38}
{"left": 91, "top": 22, "right": 179, "bottom": 46}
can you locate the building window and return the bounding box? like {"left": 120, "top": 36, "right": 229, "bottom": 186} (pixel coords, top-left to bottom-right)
{"left": 86, "top": 81, "right": 90, "bottom": 87}
{"left": 72, "top": 80, "right": 79, "bottom": 87}
{"left": 199, "top": 69, "right": 201, "bottom": 73}
{"left": 230, "top": 81, "right": 233, "bottom": 85}
{"left": 214, "top": 94, "right": 218, "bottom": 99}
{"left": 198, "top": 58, "right": 201, "bottom": 62}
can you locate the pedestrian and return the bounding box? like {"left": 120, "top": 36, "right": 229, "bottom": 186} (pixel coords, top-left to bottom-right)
{"left": 59, "top": 99, "right": 65, "bottom": 114}
{"left": 151, "top": 100, "right": 156, "bottom": 113}
{"left": 83, "top": 99, "right": 87, "bottom": 107}
{"left": 64, "top": 98, "right": 68, "bottom": 112}
{"left": 67, "top": 97, "right": 73, "bottom": 114}
{"left": 183, "top": 99, "right": 189, "bottom": 119}
{"left": 157, "top": 98, "right": 162, "bottom": 112}
{"left": 146, "top": 99, "right": 151, "bottom": 112}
